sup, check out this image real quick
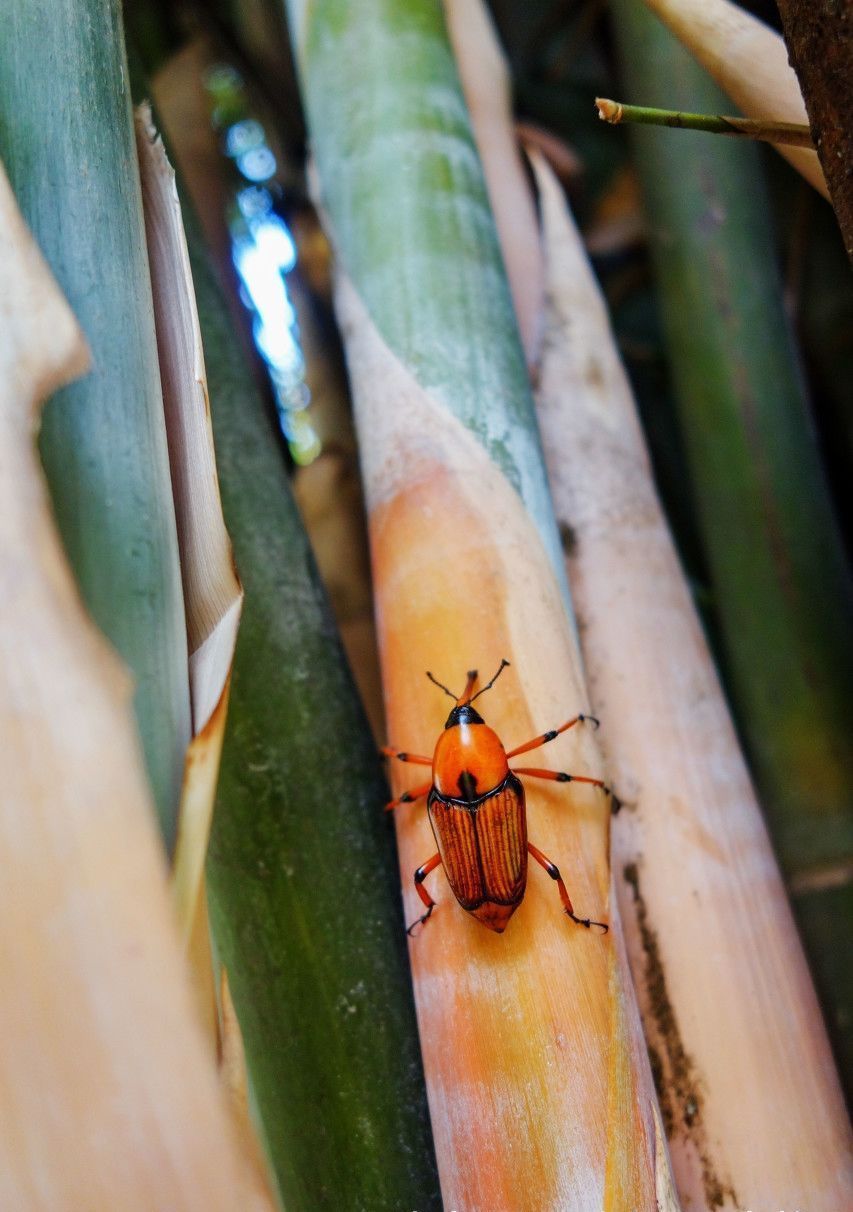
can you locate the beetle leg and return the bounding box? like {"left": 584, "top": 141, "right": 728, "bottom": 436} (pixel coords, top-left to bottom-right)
{"left": 505, "top": 713, "right": 599, "bottom": 758}
{"left": 407, "top": 852, "right": 442, "bottom": 936}
{"left": 528, "top": 841, "right": 608, "bottom": 933}
{"left": 512, "top": 766, "right": 611, "bottom": 796}
{"left": 380, "top": 746, "right": 432, "bottom": 766}
{"left": 384, "top": 781, "right": 432, "bottom": 812}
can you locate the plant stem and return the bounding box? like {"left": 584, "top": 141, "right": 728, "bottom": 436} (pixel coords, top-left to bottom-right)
{"left": 595, "top": 97, "right": 813, "bottom": 146}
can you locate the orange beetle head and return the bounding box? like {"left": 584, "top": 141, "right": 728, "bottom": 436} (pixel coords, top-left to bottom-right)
{"left": 432, "top": 711, "right": 510, "bottom": 801}
{"left": 428, "top": 660, "right": 512, "bottom": 801}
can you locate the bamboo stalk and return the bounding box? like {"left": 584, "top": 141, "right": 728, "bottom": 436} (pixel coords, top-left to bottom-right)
{"left": 595, "top": 97, "right": 813, "bottom": 146}
{"left": 179, "top": 192, "right": 440, "bottom": 1207}
{"left": 531, "top": 149, "right": 853, "bottom": 1211}
{"left": 640, "top": 0, "right": 828, "bottom": 197}
{"left": 0, "top": 0, "right": 192, "bottom": 847}
{"left": 612, "top": 0, "right": 853, "bottom": 1104}
{"left": 0, "top": 156, "right": 268, "bottom": 1212}
{"left": 287, "top": 1, "right": 677, "bottom": 1206}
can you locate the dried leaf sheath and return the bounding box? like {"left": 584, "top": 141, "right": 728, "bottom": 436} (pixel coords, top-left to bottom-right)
{"left": 134, "top": 106, "right": 243, "bottom": 945}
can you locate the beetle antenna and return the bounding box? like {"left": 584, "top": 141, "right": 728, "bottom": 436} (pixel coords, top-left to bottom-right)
{"left": 467, "top": 659, "right": 510, "bottom": 704}
{"left": 426, "top": 670, "right": 458, "bottom": 701}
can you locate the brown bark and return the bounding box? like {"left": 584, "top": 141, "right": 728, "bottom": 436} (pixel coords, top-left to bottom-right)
{"left": 776, "top": 0, "right": 853, "bottom": 260}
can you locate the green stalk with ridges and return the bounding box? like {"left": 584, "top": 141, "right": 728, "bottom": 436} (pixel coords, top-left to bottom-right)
{"left": 286, "top": 0, "right": 567, "bottom": 588}
{"left": 0, "top": 0, "right": 191, "bottom": 845}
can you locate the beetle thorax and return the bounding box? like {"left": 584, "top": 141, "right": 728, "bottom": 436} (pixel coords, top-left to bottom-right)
{"left": 432, "top": 719, "right": 510, "bottom": 803}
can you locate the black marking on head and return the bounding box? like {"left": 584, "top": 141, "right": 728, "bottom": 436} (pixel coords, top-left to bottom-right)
{"left": 444, "top": 703, "right": 485, "bottom": 730}
{"left": 556, "top": 772, "right": 572, "bottom": 783}
{"left": 414, "top": 866, "right": 428, "bottom": 884}
{"left": 456, "top": 770, "right": 478, "bottom": 801}
{"left": 543, "top": 730, "right": 558, "bottom": 743}
{"left": 546, "top": 861, "right": 561, "bottom": 880}
{"left": 400, "top": 792, "right": 412, "bottom": 803}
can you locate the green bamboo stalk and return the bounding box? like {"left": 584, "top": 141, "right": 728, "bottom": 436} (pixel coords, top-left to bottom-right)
{"left": 286, "top": 0, "right": 566, "bottom": 583}
{"left": 595, "top": 96, "right": 813, "bottom": 146}
{"left": 611, "top": 0, "right": 853, "bottom": 1096}
{"left": 0, "top": 0, "right": 191, "bottom": 846}
{"left": 180, "top": 205, "right": 440, "bottom": 1209}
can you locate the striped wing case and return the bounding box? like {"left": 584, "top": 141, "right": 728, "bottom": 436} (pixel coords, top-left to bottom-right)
{"left": 427, "top": 773, "right": 528, "bottom": 933}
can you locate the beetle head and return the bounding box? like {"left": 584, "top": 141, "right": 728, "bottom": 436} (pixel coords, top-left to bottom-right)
{"left": 444, "top": 703, "right": 485, "bottom": 730}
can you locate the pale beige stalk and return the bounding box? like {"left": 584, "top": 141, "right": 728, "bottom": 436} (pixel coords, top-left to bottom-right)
{"left": 443, "top": 0, "right": 543, "bottom": 367}
{"left": 135, "top": 107, "right": 243, "bottom": 947}
{"left": 531, "top": 150, "right": 853, "bottom": 1210}
{"left": 641, "top": 0, "right": 827, "bottom": 196}
{"left": 0, "top": 161, "right": 266, "bottom": 1210}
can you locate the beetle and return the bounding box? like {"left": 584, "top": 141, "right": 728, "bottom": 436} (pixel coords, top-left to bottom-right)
{"left": 382, "top": 659, "right": 610, "bottom": 936}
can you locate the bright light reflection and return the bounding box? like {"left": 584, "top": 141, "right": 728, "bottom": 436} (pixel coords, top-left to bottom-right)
{"left": 238, "top": 146, "right": 277, "bottom": 182}
{"left": 237, "top": 185, "right": 273, "bottom": 220}
{"left": 225, "top": 119, "right": 264, "bottom": 158}
{"left": 212, "top": 67, "right": 319, "bottom": 464}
